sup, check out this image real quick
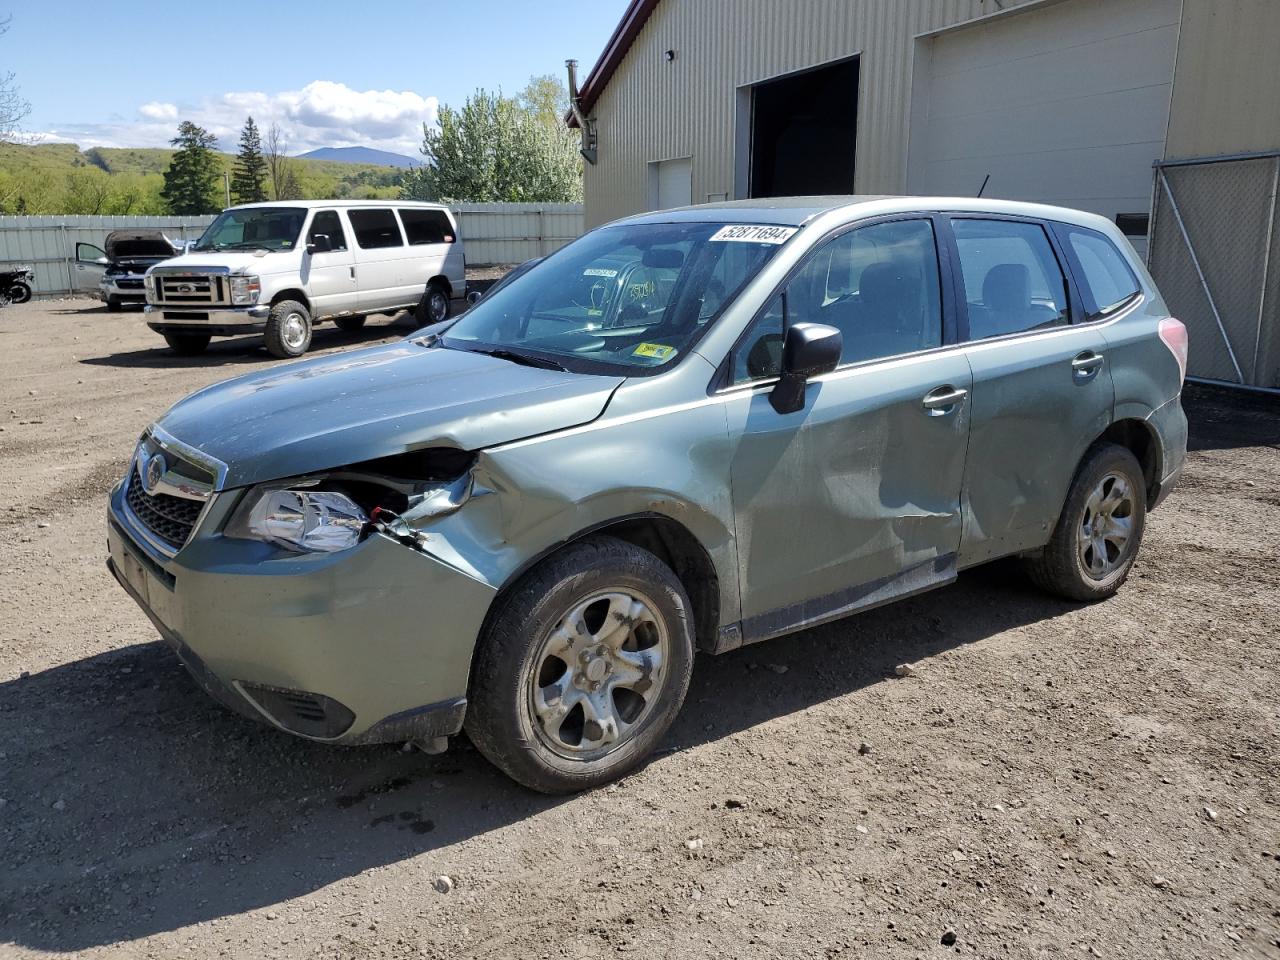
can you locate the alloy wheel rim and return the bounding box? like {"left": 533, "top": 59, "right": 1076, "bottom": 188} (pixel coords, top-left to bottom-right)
{"left": 526, "top": 590, "right": 669, "bottom": 761}
{"left": 429, "top": 292, "right": 447, "bottom": 322}
{"left": 282, "top": 312, "right": 307, "bottom": 349}
{"left": 1078, "top": 472, "right": 1135, "bottom": 580}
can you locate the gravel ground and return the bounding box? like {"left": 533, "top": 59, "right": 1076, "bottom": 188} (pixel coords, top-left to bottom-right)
{"left": 0, "top": 299, "right": 1277, "bottom": 960}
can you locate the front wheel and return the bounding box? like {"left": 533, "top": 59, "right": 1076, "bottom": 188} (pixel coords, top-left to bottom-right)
{"left": 465, "top": 536, "right": 695, "bottom": 793}
{"left": 1023, "top": 442, "right": 1147, "bottom": 602}
{"left": 413, "top": 284, "right": 450, "bottom": 326}
{"left": 106, "top": 296, "right": 122, "bottom": 312}
{"left": 264, "top": 299, "right": 312, "bottom": 358}
{"left": 8, "top": 281, "right": 31, "bottom": 305}
{"left": 163, "top": 332, "right": 211, "bottom": 355}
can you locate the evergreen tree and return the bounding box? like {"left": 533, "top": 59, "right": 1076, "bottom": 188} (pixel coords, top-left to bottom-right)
{"left": 230, "top": 116, "right": 268, "bottom": 204}
{"left": 161, "top": 121, "right": 220, "bottom": 214}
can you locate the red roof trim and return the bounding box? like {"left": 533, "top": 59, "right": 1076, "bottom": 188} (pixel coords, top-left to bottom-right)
{"left": 567, "top": 0, "right": 662, "bottom": 127}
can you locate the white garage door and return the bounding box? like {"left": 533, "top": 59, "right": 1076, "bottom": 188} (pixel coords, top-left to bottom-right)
{"left": 648, "top": 157, "right": 693, "bottom": 211}
{"left": 907, "top": 0, "right": 1180, "bottom": 228}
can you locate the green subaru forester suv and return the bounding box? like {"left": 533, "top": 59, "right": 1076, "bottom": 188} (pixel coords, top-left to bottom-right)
{"left": 108, "top": 197, "right": 1188, "bottom": 793}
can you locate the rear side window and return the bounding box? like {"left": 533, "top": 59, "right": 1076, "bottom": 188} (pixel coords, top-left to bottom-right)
{"left": 952, "top": 219, "right": 1069, "bottom": 341}
{"left": 308, "top": 210, "right": 348, "bottom": 251}
{"left": 398, "top": 208, "right": 455, "bottom": 245}
{"left": 348, "top": 209, "right": 403, "bottom": 249}
{"left": 1066, "top": 228, "right": 1141, "bottom": 317}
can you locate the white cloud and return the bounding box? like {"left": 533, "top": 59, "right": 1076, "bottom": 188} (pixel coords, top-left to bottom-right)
{"left": 139, "top": 101, "right": 178, "bottom": 121}
{"left": 36, "top": 81, "right": 438, "bottom": 159}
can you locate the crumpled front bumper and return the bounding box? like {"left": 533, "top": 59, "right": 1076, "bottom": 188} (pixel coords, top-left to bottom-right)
{"left": 106, "top": 481, "right": 496, "bottom": 744}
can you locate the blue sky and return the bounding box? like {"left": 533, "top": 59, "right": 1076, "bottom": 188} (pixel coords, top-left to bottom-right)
{"left": 5, "top": 0, "right": 629, "bottom": 157}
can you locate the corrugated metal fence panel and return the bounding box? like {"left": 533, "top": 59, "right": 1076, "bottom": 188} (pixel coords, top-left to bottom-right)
{"left": 0, "top": 205, "right": 584, "bottom": 295}
{"left": 451, "top": 203, "right": 584, "bottom": 265}
{"left": 0, "top": 215, "right": 216, "bottom": 296}
{"left": 581, "top": 0, "right": 1042, "bottom": 227}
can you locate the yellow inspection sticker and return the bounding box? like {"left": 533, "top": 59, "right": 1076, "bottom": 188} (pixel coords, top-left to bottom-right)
{"left": 633, "top": 342, "right": 676, "bottom": 360}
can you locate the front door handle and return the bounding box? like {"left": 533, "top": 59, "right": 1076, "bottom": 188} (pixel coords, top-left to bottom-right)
{"left": 1072, "top": 351, "right": 1105, "bottom": 381}
{"left": 922, "top": 384, "right": 968, "bottom": 416}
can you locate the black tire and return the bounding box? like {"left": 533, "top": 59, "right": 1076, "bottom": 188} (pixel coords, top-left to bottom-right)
{"left": 334, "top": 315, "right": 367, "bottom": 333}
{"left": 106, "top": 296, "right": 122, "bottom": 312}
{"left": 413, "top": 283, "right": 450, "bottom": 326}
{"left": 465, "top": 536, "right": 695, "bottom": 794}
{"left": 163, "top": 332, "right": 211, "bottom": 356}
{"left": 1023, "top": 442, "right": 1147, "bottom": 602}
{"left": 9, "top": 281, "right": 31, "bottom": 305}
{"left": 264, "top": 299, "right": 312, "bottom": 358}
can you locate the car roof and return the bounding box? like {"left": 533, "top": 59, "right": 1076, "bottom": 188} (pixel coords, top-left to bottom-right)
{"left": 225, "top": 199, "right": 451, "bottom": 211}
{"left": 614, "top": 195, "right": 1119, "bottom": 232}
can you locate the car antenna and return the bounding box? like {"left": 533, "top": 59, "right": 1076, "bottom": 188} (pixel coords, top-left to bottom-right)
{"left": 977, "top": 174, "right": 991, "bottom": 198}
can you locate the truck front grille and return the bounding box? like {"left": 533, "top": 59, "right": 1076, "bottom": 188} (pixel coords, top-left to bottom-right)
{"left": 155, "top": 274, "right": 228, "bottom": 306}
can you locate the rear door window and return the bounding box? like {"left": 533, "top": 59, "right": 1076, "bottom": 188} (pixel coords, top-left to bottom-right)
{"left": 348, "top": 209, "right": 404, "bottom": 249}
{"left": 1064, "top": 228, "right": 1141, "bottom": 317}
{"left": 952, "top": 219, "right": 1069, "bottom": 341}
{"left": 308, "top": 210, "right": 348, "bottom": 251}
{"left": 398, "top": 208, "right": 455, "bottom": 245}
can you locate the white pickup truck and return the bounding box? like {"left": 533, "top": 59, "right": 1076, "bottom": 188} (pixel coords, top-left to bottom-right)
{"left": 144, "top": 200, "right": 466, "bottom": 357}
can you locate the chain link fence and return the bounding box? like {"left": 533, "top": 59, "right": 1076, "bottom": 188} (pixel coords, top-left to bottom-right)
{"left": 1149, "top": 152, "right": 1280, "bottom": 390}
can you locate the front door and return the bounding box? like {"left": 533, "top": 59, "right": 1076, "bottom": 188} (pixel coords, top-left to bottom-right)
{"left": 73, "top": 242, "right": 107, "bottom": 294}
{"left": 946, "top": 216, "right": 1115, "bottom": 566}
{"left": 723, "top": 217, "right": 971, "bottom": 643}
{"left": 302, "top": 210, "right": 356, "bottom": 318}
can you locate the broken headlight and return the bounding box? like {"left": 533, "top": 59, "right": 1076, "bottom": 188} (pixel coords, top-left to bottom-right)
{"left": 229, "top": 488, "right": 368, "bottom": 554}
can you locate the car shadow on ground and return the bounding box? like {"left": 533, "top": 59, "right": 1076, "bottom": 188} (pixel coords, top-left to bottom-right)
{"left": 77, "top": 317, "right": 417, "bottom": 370}
{"left": 1183, "top": 383, "right": 1280, "bottom": 453}
{"left": 0, "top": 561, "right": 1079, "bottom": 951}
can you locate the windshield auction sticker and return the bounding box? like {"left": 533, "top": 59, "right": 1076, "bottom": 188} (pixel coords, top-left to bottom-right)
{"left": 708, "top": 225, "right": 798, "bottom": 244}
{"left": 633, "top": 342, "right": 676, "bottom": 360}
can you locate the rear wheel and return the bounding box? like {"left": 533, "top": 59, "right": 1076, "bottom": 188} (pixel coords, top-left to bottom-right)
{"left": 1024, "top": 442, "right": 1146, "bottom": 602}
{"left": 465, "top": 536, "right": 695, "bottom": 793}
{"left": 9, "top": 281, "right": 31, "bottom": 304}
{"left": 163, "top": 332, "right": 211, "bottom": 356}
{"left": 334, "top": 315, "right": 366, "bottom": 333}
{"left": 414, "top": 284, "right": 450, "bottom": 326}
{"left": 264, "top": 299, "right": 312, "bottom": 358}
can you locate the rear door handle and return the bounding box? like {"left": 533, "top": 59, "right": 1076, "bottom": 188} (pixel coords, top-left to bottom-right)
{"left": 1072, "top": 351, "right": 1105, "bottom": 381}
{"left": 922, "top": 385, "right": 968, "bottom": 416}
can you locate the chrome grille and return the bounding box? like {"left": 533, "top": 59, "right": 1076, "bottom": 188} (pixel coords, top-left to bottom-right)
{"left": 120, "top": 435, "right": 218, "bottom": 554}
{"left": 155, "top": 274, "right": 228, "bottom": 306}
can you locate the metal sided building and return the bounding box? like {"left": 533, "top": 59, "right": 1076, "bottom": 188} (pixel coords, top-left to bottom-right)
{"left": 568, "top": 0, "right": 1280, "bottom": 391}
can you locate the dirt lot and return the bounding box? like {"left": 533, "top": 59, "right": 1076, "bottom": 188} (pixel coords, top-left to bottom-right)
{"left": 0, "top": 298, "right": 1277, "bottom": 960}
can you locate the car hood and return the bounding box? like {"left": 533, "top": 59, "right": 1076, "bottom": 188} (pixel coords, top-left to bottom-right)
{"left": 104, "top": 230, "right": 180, "bottom": 260}
{"left": 155, "top": 341, "right": 624, "bottom": 488}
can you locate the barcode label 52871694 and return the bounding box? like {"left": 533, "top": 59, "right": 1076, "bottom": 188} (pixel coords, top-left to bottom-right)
{"left": 708, "top": 224, "right": 798, "bottom": 244}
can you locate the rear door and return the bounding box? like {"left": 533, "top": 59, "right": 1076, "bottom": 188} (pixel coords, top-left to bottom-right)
{"left": 723, "top": 216, "right": 972, "bottom": 642}
{"left": 73, "top": 242, "right": 107, "bottom": 293}
{"left": 303, "top": 209, "right": 357, "bottom": 318}
{"left": 348, "top": 208, "right": 407, "bottom": 311}
{"left": 946, "top": 215, "right": 1114, "bottom": 566}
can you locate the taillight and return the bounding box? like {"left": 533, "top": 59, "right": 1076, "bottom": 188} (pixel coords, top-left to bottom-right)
{"left": 1158, "top": 317, "right": 1188, "bottom": 384}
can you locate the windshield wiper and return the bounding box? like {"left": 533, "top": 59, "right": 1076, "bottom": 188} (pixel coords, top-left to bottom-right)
{"left": 470, "top": 347, "right": 567, "bottom": 371}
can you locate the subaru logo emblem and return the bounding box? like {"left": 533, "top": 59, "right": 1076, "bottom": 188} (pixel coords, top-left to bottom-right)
{"left": 144, "top": 453, "right": 167, "bottom": 495}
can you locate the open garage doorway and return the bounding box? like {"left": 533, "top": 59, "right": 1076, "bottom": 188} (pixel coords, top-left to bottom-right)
{"left": 748, "top": 56, "right": 859, "bottom": 198}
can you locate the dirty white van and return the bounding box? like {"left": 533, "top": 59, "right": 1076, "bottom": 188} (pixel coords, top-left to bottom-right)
{"left": 144, "top": 200, "right": 465, "bottom": 357}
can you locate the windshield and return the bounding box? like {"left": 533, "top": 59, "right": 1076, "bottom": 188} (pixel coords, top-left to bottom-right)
{"left": 193, "top": 207, "right": 306, "bottom": 252}
{"left": 441, "top": 221, "right": 793, "bottom": 375}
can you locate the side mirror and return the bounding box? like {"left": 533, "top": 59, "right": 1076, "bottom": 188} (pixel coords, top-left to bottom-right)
{"left": 769, "top": 322, "right": 842, "bottom": 414}
{"left": 306, "top": 233, "right": 332, "bottom": 254}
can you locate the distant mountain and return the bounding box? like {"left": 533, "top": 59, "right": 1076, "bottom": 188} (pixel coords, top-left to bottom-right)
{"left": 296, "top": 146, "right": 421, "bottom": 168}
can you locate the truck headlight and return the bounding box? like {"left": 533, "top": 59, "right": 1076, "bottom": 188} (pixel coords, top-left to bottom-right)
{"left": 229, "top": 488, "right": 367, "bottom": 553}
{"left": 230, "top": 275, "right": 261, "bottom": 306}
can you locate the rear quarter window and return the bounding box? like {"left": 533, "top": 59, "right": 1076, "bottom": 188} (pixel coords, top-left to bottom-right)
{"left": 1065, "top": 228, "right": 1141, "bottom": 317}
{"left": 398, "top": 208, "right": 455, "bottom": 245}
{"left": 348, "top": 209, "right": 404, "bottom": 249}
